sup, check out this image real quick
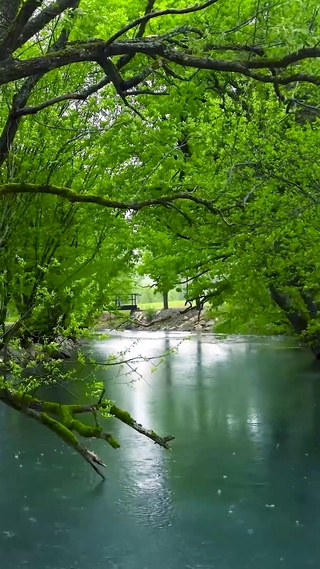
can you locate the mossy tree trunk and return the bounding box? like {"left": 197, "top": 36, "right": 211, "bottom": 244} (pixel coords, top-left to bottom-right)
{"left": 270, "top": 285, "right": 320, "bottom": 358}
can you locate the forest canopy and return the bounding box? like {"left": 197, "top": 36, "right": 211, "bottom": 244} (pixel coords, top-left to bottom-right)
{"left": 1, "top": 0, "right": 320, "bottom": 476}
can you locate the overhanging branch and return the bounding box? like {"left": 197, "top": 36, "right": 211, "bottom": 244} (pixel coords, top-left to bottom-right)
{"left": 0, "top": 182, "right": 230, "bottom": 222}
{"left": 0, "top": 388, "right": 174, "bottom": 477}
{"left": 2, "top": 40, "right": 320, "bottom": 87}
{"left": 11, "top": 77, "right": 111, "bottom": 118}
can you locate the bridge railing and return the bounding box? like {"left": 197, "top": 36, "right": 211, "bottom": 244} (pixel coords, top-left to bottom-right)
{"left": 114, "top": 294, "right": 140, "bottom": 310}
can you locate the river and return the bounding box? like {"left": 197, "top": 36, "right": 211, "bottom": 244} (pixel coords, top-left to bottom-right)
{"left": 1, "top": 332, "right": 320, "bottom": 569}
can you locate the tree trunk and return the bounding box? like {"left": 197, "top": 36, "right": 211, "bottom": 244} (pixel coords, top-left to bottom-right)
{"left": 163, "top": 292, "right": 168, "bottom": 310}
{"left": 0, "top": 0, "right": 19, "bottom": 24}
{"left": 270, "top": 285, "right": 320, "bottom": 358}
{"left": 269, "top": 286, "right": 308, "bottom": 334}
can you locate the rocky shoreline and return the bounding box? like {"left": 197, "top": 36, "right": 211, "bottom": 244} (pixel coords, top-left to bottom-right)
{"left": 0, "top": 335, "right": 79, "bottom": 373}
{"left": 97, "top": 307, "right": 217, "bottom": 333}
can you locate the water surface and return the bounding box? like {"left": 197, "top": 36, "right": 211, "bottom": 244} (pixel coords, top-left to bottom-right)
{"left": 1, "top": 333, "right": 320, "bottom": 568}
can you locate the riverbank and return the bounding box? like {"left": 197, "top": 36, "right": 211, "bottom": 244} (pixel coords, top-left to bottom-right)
{"left": 0, "top": 335, "right": 79, "bottom": 373}
{"left": 97, "top": 307, "right": 217, "bottom": 333}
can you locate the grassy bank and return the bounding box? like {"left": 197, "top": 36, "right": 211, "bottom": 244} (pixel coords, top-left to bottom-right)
{"left": 139, "top": 300, "right": 185, "bottom": 310}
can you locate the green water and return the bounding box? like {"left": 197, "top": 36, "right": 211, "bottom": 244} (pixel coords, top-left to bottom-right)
{"left": 1, "top": 332, "right": 320, "bottom": 568}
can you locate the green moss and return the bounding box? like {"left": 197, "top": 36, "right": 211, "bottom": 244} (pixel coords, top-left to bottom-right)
{"left": 69, "top": 418, "right": 120, "bottom": 448}
{"left": 14, "top": 392, "right": 34, "bottom": 405}
{"left": 40, "top": 413, "right": 79, "bottom": 446}
{"left": 12, "top": 392, "right": 60, "bottom": 415}
{"left": 104, "top": 433, "right": 121, "bottom": 449}
{"left": 71, "top": 419, "right": 101, "bottom": 438}
{"left": 68, "top": 404, "right": 89, "bottom": 413}
{"left": 60, "top": 404, "right": 74, "bottom": 427}
{"left": 42, "top": 401, "right": 60, "bottom": 414}
{"left": 110, "top": 404, "right": 132, "bottom": 424}
{"left": 12, "top": 392, "right": 120, "bottom": 449}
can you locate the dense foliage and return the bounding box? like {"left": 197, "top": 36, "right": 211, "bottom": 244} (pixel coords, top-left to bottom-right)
{"left": 1, "top": 0, "right": 320, "bottom": 475}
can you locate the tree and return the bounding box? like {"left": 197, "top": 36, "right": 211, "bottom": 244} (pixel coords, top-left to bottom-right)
{"left": 1, "top": 0, "right": 320, "bottom": 476}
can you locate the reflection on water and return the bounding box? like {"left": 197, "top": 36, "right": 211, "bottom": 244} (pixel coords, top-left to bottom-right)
{"left": 1, "top": 332, "right": 320, "bottom": 568}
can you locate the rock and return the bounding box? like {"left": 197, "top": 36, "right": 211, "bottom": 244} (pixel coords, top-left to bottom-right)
{"left": 51, "top": 336, "right": 78, "bottom": 359}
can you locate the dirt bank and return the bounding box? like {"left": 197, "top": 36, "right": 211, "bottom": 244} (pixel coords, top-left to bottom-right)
{"left": 97, "top": 307, "right": 217, "bottom": 333}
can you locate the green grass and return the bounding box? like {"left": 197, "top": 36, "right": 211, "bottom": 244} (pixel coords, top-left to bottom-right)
{"left": 139, "top": 300, "right": 185, "bottom": 310}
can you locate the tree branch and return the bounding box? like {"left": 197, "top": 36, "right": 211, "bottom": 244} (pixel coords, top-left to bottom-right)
{"left": 135, "top": 0, "right": 157, "bottom": 39}
{"left": 0, "top": 388, "right": 174, "bottom": 477}
{"left": 109, "top": 404, "right": 175, "bottom": 449}
{"left": 0, "top": 3, "right": 79, "bottom": 165}
{"left": 0, "top": 74, "right": 41, "bottom": 164}
{"left": 104, "top": 0, "right": 219, "bottom": 47}
{"left": 0, "top": 0, "right": 45, "bottom": 56}
{"left": 2, "top": 40, "right": 320, "bottom": 87}
{"left": 65, "top": 401, "right": 175, "bottom": 449}
{"left": 15, "top": 0, "right": 79, "bottom": 50}
{"left": 0, "top": 389, "right": 109, "bottom": 478}
{"left": 27, "top": 409, "right": 108, "bottom": 479}
{"left": 0, "top": 182, "right": 230, "bottom": 221}
{"left": 11, "top": 77, "right": 110, "bottom": 118}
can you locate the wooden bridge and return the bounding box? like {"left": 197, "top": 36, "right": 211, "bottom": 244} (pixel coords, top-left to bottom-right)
{"left": 114, "top": 293, "right": 140, "bottom": 311}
